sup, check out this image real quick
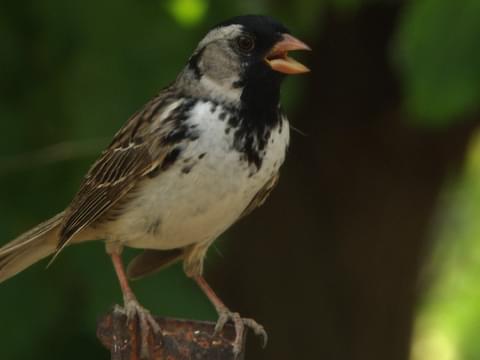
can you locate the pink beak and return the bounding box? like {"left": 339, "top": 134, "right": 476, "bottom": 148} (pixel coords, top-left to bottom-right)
{"left": 265, "top": 33, "right": 311, "bottom": 75}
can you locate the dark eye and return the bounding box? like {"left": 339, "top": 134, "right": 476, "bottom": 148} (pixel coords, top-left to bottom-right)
{"left": 237, "top": 35, "right": 255, "bottom": 53}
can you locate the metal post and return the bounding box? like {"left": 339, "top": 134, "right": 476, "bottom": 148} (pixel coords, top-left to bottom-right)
{"left": 97, "top": 308, "right": 247, "bottom": 360}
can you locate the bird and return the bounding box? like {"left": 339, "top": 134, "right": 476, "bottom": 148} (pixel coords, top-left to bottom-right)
{"left": 0, "top": 14, "right": 310, "bottom": 358}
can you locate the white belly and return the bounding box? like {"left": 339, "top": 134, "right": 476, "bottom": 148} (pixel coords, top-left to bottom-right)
{"left": 106, "top": 101, "right": 289, "bottom": 250}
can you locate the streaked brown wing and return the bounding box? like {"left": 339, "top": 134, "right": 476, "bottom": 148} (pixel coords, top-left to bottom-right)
{"left": 59, "top": 144, "right": 156, "bottom": 243}
{"left": 240, "top": 174, "right": 279, "bottom": 219}
{"left": 57, "top": 94, "right": 178, "bottom": 251}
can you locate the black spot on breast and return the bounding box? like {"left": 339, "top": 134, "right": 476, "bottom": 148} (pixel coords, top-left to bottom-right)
{"left": 164, "top": 128, "right": 188, "bottom": 144}
{"left": 161, "top": 147, "right": 182, "bottom": 171}
{"left": 147, "top": 218, "right": 161, "bottom": 235}
{"left": 162, "top": 98, "right": 200, "bottom": 145}
{"left": 228, "top": 115, "right": 240, "bottom": 127}
{"left": 182, "top": 162, "right": 196, "bottom": 174}
{"left": 230, "top": 104, "right": 284, "bottom": 171}
{"left": 257, "top": 130, "right": 271, "bottom": 151}
{"left": 225, "top": 128, "right": 231, "bottom": 135}
{"left": 219, "top": 112, "right": 227, "bottom": 121}
{"left": 198, "top": 153, "right": 206, "bottom": 159}
{"left": 264, "top": 131, "right": 271, "bottom": 142}
{"left": 241, "top": 134, "right": 262, "bottom": 169}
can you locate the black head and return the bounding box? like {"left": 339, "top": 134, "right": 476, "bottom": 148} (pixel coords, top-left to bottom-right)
{"left": 214, "top": 15, "right": 291, "bottom": 42}
{"left": 181, "top": 15, "right": 310, "bottom": 106}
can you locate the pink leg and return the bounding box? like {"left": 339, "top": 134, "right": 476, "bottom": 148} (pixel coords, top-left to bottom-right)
{"left": 110, "top": 250, "right": 161, "bottom": 359}
{"left": 111, "top": 251, "right": 136, "bottom": 302}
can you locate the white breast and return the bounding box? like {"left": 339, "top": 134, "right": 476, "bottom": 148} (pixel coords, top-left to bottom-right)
{"left": 108, "top": 101, "right": 290, "bottom": 250}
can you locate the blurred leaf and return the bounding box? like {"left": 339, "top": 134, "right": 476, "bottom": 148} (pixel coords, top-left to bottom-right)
{"left": 412, "top": 130, "right": 480, "bottom": 359}
{"left": 395, "top": 0, "right": 480, "bottom": 126}
{"left": 167, "top": 0, "right": 209, "bottom": 27}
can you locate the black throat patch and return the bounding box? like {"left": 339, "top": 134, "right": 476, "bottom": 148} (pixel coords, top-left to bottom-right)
{"left": 231, "top": 70, "right": 284, "bottom": 170}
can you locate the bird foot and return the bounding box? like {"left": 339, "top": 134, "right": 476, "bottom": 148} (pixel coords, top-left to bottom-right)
{"left": 214, "top": 307, "right": 268, "bottom": 357}
{"left": 115, "top": 298, "right": 161, "bottom": 359}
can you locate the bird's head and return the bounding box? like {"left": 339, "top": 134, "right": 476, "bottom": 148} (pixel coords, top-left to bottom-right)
{"left": 178, "top": 15, "right": 310, "bottom": 106}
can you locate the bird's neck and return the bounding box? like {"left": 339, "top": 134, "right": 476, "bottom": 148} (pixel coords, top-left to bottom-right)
{"left": 176, "top": 67, "right": 282, "bottom": 124}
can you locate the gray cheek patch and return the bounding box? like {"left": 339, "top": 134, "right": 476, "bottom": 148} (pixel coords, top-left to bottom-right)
{"left": 200, "top": 43, "right": 241, "bottom": 82}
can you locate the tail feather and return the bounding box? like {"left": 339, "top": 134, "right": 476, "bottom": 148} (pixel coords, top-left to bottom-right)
{"left": 0, "top": 212, "right": 65, "bottom": 283}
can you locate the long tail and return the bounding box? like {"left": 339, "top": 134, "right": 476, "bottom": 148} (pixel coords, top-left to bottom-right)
{"left": 0, "top": 212, "right": 65, "bottom": 283}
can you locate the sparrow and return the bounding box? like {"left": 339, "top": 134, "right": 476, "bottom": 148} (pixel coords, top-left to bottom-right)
{"left": 0, "top": 15, "right": 310, "bottom": 357}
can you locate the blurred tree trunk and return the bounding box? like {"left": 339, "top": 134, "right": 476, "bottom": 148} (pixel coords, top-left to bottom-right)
{"left": 211, "top": 4, "right": 478, "bottom": 360}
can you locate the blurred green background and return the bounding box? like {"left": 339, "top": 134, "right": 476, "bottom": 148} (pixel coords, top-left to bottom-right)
{"left": 1, "top": 0, "right": 480, "bottom": 359}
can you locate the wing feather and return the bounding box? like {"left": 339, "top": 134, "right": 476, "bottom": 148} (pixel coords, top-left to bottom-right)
{"left": 56, "top": 94, "right": 182, "bottom": 251}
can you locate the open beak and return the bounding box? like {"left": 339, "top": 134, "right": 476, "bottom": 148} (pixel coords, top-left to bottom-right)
{"left": 265, "top": 33, "right": 311, "bottom": 74}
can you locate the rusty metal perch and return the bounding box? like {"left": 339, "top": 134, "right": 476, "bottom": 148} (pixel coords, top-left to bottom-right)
{"left": 97, "top": 307, "right": 247, "bottom": 360}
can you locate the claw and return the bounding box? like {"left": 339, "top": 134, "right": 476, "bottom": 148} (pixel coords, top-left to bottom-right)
{"left": 214, "top": 311, "right": 229, "bottom": 336}
{"left": 242, "top": 318, "right": 268, "bottom": 348}
{"left": 214, "top": 307, "right": 268, "bottom": 357}
{"left": 192, "top": 275, "right": 267, "bottom": 357}
{"left": 116, "top": 299, "right": 161, "bottom": 359}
